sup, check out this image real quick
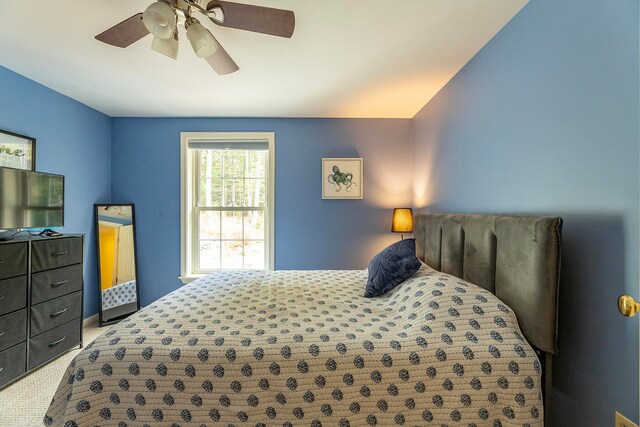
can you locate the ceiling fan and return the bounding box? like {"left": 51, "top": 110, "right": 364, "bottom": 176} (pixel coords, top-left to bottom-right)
{"left": 95, "top": 0, "right": 295, "bottom": 75}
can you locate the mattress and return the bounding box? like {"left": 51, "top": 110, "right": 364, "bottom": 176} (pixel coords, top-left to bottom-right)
{"left": 45, "top": 266, "right": 543, "bottom": 426}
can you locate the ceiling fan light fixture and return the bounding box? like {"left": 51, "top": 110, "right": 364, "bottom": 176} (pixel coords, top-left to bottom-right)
{"left": 95, "top": 1, "right": 295, "bottom": 75}
{"left": 151, "top": 29, "right": 179, "bottom": 60}
{"left": 143, "top": 1, "right": 176, "bottom": 39}
{"left": 186, "top": 18, "right": 218, "bottom": 58}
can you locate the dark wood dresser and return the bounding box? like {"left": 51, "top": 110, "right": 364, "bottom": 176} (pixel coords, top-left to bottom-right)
{"left": 0, "top": 235, "right": 83, "bottom": 389}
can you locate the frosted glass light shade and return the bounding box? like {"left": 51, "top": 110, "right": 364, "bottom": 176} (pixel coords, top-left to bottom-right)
{"left": 151, "top": 33, "right": 178, "bottom": 60}
{"left": 143, "top": 1, "right": 175, "bottom": 39}
{"left": 187, "top": 21, "right": 218, "bottom": 58}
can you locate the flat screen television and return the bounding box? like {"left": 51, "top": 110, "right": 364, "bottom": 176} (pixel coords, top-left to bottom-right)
{"left": 0, "top": 167, "right": 64, "bottom": 230}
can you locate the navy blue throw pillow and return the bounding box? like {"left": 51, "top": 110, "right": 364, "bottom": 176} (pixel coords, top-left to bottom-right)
{"left": 365, "top": 238, "right": 421, "bottom": 298}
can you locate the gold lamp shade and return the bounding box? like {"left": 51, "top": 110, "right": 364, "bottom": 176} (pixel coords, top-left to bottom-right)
{"left": 392, "top": 208, "right": 413, "bottom": 234}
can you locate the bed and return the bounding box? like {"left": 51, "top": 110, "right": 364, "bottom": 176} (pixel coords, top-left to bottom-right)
{"left": 45, "top": 213, "right": 562, "bottom": 426}
{"left": 101, "top": 281, "right": 138, "bottom": 311}
{"left": 101, "top": 280, "right": 139, "bottom": 322}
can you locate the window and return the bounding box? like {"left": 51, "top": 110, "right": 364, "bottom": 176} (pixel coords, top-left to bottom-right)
{"left": 181, "top": 133, "right": 274, "bottom": 282}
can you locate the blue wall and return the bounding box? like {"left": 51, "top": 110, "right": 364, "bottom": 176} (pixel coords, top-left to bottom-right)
{"left": 411, "top": 0, "right": 639, "bottom": 425}
{"left": 2, "top": 2, "right": 637, "bottom": 419}
{"left": 0, "top": 66, "right": 112, "bottom": 318}
{"left": 111, "top": 118, "right": 412, "bottom": 306}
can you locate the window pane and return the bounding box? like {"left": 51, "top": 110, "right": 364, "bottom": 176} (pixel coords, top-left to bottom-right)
{"left": 244, "top": 211, "right": 264, "bottom": 240}
{"left": 243, "top": 179, "right": 265, "bottom": 207}
{"left": 221, "top": 211, "right": 243, "bottom": 239}
{"left": 221, "top": 241, "right": 243, "bottom": 269}
{"left": 199, "top": 178, "right": 222, "bottom": 207}
{"left": 244, "top": 241, "right": 264, "bottom": 269}
{"left": 198, "top": 150, "right": 222, "bottom": 179}
{"left": 199, "top": 240, "right": 221, "bottom": 270}
{"left": 223, "top": 179, "right": 243, "bottom": 207}
{"left": 246, "top": 151, "right": 266, "bottom": 179}
{"left": 223, "top": 151, "right": 245, "bottom": 178}
{"left": 189, "top": 142, "right": 270, "bottom": 274}
{"left": 199, "top": 211, "right": 221, "bottom": 239}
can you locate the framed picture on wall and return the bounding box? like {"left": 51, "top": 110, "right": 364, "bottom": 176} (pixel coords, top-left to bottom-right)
{"left": 322, "top": 158, "right": 363, "bottom": 199}
{"left": 0, "top": 129, "right": 35, "bottom": 170}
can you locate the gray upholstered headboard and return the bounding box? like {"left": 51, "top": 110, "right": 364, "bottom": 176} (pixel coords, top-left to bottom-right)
{"left": 414, "top": 213, "right": 562, "bottom": 355}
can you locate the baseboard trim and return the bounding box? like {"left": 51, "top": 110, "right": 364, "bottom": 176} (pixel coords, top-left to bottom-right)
{"left": 83, "top": 314, "right": 99, "bottom": 328}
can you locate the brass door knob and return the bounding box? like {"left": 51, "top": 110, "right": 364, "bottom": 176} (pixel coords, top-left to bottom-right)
{"left": 618, "top": 295, "right": 640, "bottom": 317}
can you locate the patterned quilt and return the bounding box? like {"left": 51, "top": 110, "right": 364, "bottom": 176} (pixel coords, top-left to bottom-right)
{"left": 101, "top": 280, "right": 137, "bottom": 310}
{"left": 45, "top": 266, "right": 543, "bottom": 426}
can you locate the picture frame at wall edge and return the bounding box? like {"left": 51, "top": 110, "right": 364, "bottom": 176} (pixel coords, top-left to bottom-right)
{"left": 0, "top": 128, "right": 36, "bottom": 171}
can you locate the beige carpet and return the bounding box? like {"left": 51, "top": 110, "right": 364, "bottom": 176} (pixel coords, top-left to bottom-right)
{"left": 0, "top": 322, "right": 105, "bottom": 427}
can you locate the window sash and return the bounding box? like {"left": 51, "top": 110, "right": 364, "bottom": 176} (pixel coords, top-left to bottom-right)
{"left": 194, "top": 150, "right": 267, "bottom": 209}
{"left": 191, "top": 149, "right": 269, "bottom": 273}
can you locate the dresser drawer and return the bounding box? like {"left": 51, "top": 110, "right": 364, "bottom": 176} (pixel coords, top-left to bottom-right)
{"left": 0, "top": 276, "right": 27, "bottom": 316}
{"left": 0, "top": 309, "right": 27, "bottom": 352}
{"left": 32, "top": 264, "right": 83, "bottom": 305}
{"left": 29, "top": 318, "right": 80, "bottom": 369}
{"left": 32, "top": 237, "right": 83, "bottom": 273}
{"left": 0, "top": 342, "right": 26, "bottom": 388}
{"left": 0, "top": 242, "right": 27, "bottom": 280}
{"left": 31, "top": 291, "right": 82, "bottom": 337}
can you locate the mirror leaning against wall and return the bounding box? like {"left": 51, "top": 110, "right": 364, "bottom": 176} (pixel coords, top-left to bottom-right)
{"left": 94, "top": 204, "right": 140, "bottom": 326}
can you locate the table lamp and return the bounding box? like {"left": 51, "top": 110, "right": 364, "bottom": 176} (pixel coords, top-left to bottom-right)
{"left": 391, "top": 208, "right": 413, "bottom": 240}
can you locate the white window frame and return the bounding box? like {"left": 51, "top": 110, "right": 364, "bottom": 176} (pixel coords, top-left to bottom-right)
{"left": 180, "top": 132, "right": 275, "bottom": 283}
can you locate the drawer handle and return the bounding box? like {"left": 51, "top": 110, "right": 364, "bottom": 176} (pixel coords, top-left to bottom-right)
{"left": 0, "top": 367, "right": 3, "bottom": 373}
{"left": 49, "top": 336, "right": 66, "bottom": 347}
{"left": 52, "top": 250, "right": 69, "bottom": 256}
{"left": 0, "top": 331, "right": 4, "bottom": 337}
{"left": 50, "top": 280, "right": 69, "bottom": 288}
{"left": 50, "top": 307, "right": 68, "bottom": 317}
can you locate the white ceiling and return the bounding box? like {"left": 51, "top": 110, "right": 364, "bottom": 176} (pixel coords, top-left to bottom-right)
{"left": 0, "top": 0, "right": 527, "bottom": 118}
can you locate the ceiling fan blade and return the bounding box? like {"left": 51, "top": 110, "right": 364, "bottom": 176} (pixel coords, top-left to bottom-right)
{"left": 95, "top": 13, "right": 149, "bottom": 48}
{"left": 205, "top": 40, "right": 240, "bottom": 75}
{"left": 207, "top": 1, "right": 295, "bottom": 38}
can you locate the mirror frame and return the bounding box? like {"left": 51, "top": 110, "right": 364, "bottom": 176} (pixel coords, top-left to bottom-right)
{"left": 94, "top": 203, "right": 141, "bottom": 327}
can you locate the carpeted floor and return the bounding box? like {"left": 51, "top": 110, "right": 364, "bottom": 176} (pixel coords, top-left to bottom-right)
{"left": 0, "top": 322, "right": 105, "bottom": 427}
